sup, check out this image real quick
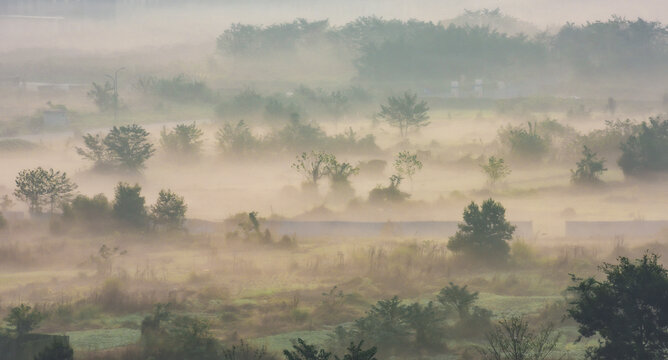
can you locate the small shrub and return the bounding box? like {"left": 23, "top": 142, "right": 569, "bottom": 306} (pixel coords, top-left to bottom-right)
{"left": 571, "top": 145, "right": 607, "bottom": 185}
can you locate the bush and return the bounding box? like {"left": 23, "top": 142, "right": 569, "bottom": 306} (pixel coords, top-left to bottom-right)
{"left": 478, "top": 316, "right": 560, "bottom": 360}
{"left": 498, "top": 122, "right": 549, "bottom": 162}
{"left": 34, "top": 338, "right": 74, "bottom": 360}
{"left": 618, "top": 117, "right": 668, "bottom": 177}
{"left": 571, "top": 145, "right": 607, "bottom": 185}
{"left": 368, "top": 175, "right": 409, "bottom": 204}
{"left": 67, "top": 194, "right": 112, "bottom": 232}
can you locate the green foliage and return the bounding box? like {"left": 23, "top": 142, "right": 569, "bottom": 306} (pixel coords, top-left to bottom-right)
{"left": 284, "top": 338, "right": 332, "bottom": 360}
{"left": 217, "top": 19, "right": 331, "bottom": 55}
{"left": 77, "top": 124, "right": 155, "bottom": 173}
{"left": 4, "top": 304, "right": 44, "bottom": 337}
{"left": 88, "top": 81, "right": 117, "bottom": 113}
{"left": 67, "top": 194, "right": 112, "bottom": 232}
{"left": 14, "top": 167, "right": 77, "bottom": 214}
{"left": 140, "top": 309, "right": 221, "bottom": 360}
{"left": 354, "top": 297, "right": 410, "bottom": 351}
{"left": 223, "top": 339, "right": 276, "bottom": 360}
{"left": 571, "top": 146, "right": 607, "bottom": 185}
{"left": 112, "top": 183, "right": 148, "bottom": 229}
{"left": 292, "top": 151, "right": 334, "bottom": 186}
{"left": 217, "top": 120, "right": 259, "bottom": 156}
{"left": 138, "top": 74, "right": 214, "bottom": 103}
{"left": 34, "top": 339, "right": 74, "bottom": 360}
{"left": 498, "top": 122, "right": 549, "bottom": 162}
{"left": 160, "top": 122, "right": 204, "bottom": 159}
{"left": 393, "top": 151, "right": 423, "bottom": 182}
{"left": 403, "top": 301, "right": 447, "bottom": 350}
{"left": 334, "top": 341, "right": 377, "bottom": 360}
{"left": 478, "top": 316, "right": 561, "bottom": 360}
{"left": 437, "top": 282, "right": 479, "bottom": 319}
{"left": 554, "top": 17, "right": 668, "bottom": 77}
{"left": 447, "top": 199, "right": 516, "bottom": 263}
{"left": 568, "top": 253, "right": 668, "bottom": 359}
{"left": 481, "top": 156, "right": 511, "bottom": 185}
{"left": 150, "top": 189, "right": 187, "bottom": 231}
{"left": 618, "top": 117, "right": 668, "bottom": 177}
{"left": 377, "top": 92, "right": 429, "bottom": 138}
{"left": 275, "top": 116, "right": 326, "bottom": 152}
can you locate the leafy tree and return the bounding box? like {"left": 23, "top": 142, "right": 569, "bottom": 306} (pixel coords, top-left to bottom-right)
{"left": 325, "top": 156, "right": 359, "bottom": 197}
{"left": 618, "top": 117, "right": 668, "bottom": 176}
{"left": 78, "top": 125, "right": 155, "bottom": 173}
{"left": 160, "top": 122, "right": 204, "bottom": 159}
{"left": 376, "top": 92, "right": 430, "bottom": 138}
{"left": 478, "top": 316, "right": 560, "bottom": 360}
{"left": 481, "top": 156, "right": 511, "bottom": 185}
{"left": 447, "top": 199, "right": 516, "bottom": 262}
{"left": 14, "top": 167, "right": 77, "bottom": 214}
{"left": 104, "top": 125, "right": 155, "bottom": 172}
{"left": 150, "top": 189, "right": 187, "bottom": 231}
{"left": 393, "top": 151, "right": 423, "bottom": 186}
{"left": 217, "top": 120, "right": 259, "bottom": 156}
{"left": 334, "top": 341, "right": 377, "bottom": 360}
{"left": 284, "top": 338, "right": 332, "bottom": 360}
{"left": 4, "top": 304, "right": 44, "bottom": 337}
{"left": 76, "top": 134, "right": 113, "bottom": 170}
{"left": 88, "top": 81, "right": 117, "bottom": 113}
{"left": 437, "top": 282, "right": 479, "bottom": 319}
{"left": 292, "top": 151, "right": 334, "bottom": 187}
{"left": 274, "top": 115, "right": 326, "bottom": 151}
{"left": 112, "top": 182, "right": 148, "bottom": 229}
{"left": 571, "top": 145, "right": 607, "bottom": 185}
{"left": 567, "top": 253, "right": 668, "bottom": 360}
{"left": 34, "top": 339, "right": 74, "bottom": 360}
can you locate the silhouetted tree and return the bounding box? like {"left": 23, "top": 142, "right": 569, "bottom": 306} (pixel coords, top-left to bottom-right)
{"left": 377, "top": 92, "right": 429, "bottom": 138}
{"left": 618, "top": 117, "right": 668, "bottom": 177}
{"left": 14, "top": 167, "right": 77, "bottom": 214}
{"left": 160, "top": 122, "right": 204, "bottom": 159}
{"left": 150, "top": 189, "right": 187, "bottom": 231}
{"left": 447, "top": 199, "right": 516, "bottom": 262}
{"left": 112, "top": 182, "right": 147, "bottom": 229}
{"left": 4, "top": 304, "right": 44, "bottom": 337}
{"left": 568, "top": 253, "right": 668, "bottom": 359}
{"left": 478, "top": 316, "right": 560, "bottom": 360}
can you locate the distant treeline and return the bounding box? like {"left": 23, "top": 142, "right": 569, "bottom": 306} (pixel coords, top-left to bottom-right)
{"left": 217, "top": 15, "right": 668, "bottom": 86}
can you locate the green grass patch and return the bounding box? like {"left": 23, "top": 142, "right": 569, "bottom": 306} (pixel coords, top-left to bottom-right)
{"left": 60, "top": 328, "right": 140, "bottom": 351}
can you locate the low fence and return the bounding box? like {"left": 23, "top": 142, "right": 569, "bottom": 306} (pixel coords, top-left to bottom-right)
{"left": 186, "top": 219, "right": 533, "bottom": 239}
{"left": 565, "top": 221, "right": 668, "bottom": 238}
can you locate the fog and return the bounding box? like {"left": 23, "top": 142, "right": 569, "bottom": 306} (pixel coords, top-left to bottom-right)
{"left": 1, "top": 1, "right": 667, "bottom": 359}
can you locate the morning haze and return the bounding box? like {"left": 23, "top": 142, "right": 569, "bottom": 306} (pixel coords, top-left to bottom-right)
{"left": 0, "top": 1, "right": 666, "bottom": 359}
